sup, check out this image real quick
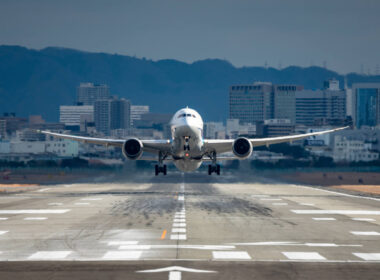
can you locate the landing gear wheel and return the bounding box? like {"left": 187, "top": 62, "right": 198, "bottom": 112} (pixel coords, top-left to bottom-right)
{"left": 155, "top": 165, "right": 159, "bottom": 176}
{"left": 216, "top": 164, "right": 220, "bottom": 175}
{"left": 208, "top": 165, "right": 212, "bottom": 175}
{"left": 163, "top": 165, "right": 167, "bottom": 175}
{"left": 208, "top": 164, "right": 221, "bottom": 175}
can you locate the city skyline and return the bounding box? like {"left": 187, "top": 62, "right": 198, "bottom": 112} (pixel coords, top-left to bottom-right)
{"left": 1, "top": 0, "right": 380, "bottom": 74}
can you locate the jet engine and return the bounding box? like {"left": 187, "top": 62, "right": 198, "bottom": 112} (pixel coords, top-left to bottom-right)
{"left": 122, "top": 138, "right": 143, "bottom": 160}
{"left": 232, "top": 137, "right": 252, "bottom": 159}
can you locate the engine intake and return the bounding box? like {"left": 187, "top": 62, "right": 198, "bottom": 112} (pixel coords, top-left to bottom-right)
{"left": 232, "top": 137, "right": 252, "bottom": 159}
{"left": 122, "top": 138, "right": 143, "bottom": 160}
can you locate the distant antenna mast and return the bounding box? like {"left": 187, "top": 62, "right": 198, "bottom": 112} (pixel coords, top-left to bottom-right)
{"left": 264, "top": 60, "right": 268, "bottom": 69}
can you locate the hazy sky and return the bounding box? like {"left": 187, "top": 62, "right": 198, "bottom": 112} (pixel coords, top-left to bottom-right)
{"left": 1, "top": 0, "right": 379, "bottom": 74}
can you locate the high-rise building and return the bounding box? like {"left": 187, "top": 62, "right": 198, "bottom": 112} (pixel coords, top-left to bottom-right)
{"left": 229, "top": 82, "right": 273, "bottom": 124}
{"left": 59, "top": 105, "right": 94, "bottom": 127}
{"left": 130, "top": 105, "right": 149, "bottom": 126}
{"left": 273, "top": 85, "right": 303, "bottom": 123}
{"left": 76, "top": 83, "right": 110, "bottom": 105}
{"left": 295, "top": 89, "right": 346, "bottom": 126}
{"left": 352, "top": 83, "right": 380, "bottom": 128}
{"left": 94, "top": 98, "right": 131, "bottom": 135}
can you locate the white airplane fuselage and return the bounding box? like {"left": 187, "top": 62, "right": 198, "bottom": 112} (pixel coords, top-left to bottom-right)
{"left": 170, "top": 108, "right": 204, "bottom": 172}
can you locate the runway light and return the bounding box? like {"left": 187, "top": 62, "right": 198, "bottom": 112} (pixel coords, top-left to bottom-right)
{"left": 185, "top": 153, "right": 189, "bottom": 157}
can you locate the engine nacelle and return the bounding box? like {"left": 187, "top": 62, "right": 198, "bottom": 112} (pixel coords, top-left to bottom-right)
{"left": 122, "top": 138, "right": 143, "bottom": 160}
{"left": 232, "top": 137, "right": 252, "bottom": 159}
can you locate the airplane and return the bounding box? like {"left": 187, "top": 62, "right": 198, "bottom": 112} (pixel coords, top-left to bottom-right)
{"left": 38, "top": 107, "right": 348, "bottom": 176}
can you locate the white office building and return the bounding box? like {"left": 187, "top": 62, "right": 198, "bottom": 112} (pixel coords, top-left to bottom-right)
{"left": 59, "top": 106, "right": 94, "bottom": 126}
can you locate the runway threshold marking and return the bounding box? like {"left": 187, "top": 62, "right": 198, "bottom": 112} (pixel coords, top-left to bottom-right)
{"left": 353, "top": 253, "right": 380, "bottom": 261}
{"left": 312, "top": 217, "right": 336, "bottom": 221}
{"left": 102, "top": 251, "right": 142, "bottom": 260}
{"left": 282, "top": 252, "right": 326, "bottom": 260}
{"left": 212, "top": 251, "right": 251, "bottom": 260}
{"left": 0, "top": 231, "right": 8, "bottom": 235}
{"left": 352, "top": 218, "right": 376, "bottom": 222}
{"left": 37, "top": 188, "right": 51, "bottom": 192}
{"left": 161, "top": 230, "right": 167, "bottom": 240}
{"left": 28, "top": 251, "right": 72, "bottom": 260}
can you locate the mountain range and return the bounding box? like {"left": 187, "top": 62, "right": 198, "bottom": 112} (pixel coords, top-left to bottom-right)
{"left": 1, "top": 45, "right": 380, "bottom": 122}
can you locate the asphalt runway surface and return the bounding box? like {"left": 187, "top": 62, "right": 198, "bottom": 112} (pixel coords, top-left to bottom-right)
{"left": 0, "top": 171, "right": 380, "bottom": 279}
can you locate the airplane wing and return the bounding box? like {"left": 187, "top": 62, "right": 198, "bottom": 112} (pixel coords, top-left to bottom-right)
{"left": 37, "top": 130, "right": 171, "bottom": 154}
{"left": 203, "top": 126, "right": 348, "bottom": 154}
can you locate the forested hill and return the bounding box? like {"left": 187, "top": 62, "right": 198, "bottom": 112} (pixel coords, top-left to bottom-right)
{"left": 1, "top": 45, "right": 380, "bottom": 121}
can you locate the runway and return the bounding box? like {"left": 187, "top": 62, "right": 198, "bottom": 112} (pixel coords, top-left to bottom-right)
{"left": 0, "top": 171, "right": 379, "bottom": 279}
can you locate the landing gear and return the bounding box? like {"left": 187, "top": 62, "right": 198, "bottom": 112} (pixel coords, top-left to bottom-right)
{"left": 207, "top": 151, "right": 220, "bottom": 175}
{"left": 155, "top": 164, "right": 167, "bottom": 176}
{"left": 208, "top": 164, "right": 220, "bottom": 175}
{"left": 155, "top": 151, "right": 167, "bottom": 176}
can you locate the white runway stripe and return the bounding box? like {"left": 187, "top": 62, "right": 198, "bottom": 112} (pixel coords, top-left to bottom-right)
{"left": 24, "top": 217, "right": 47, "bottom": 220}
{"left": 107, "top": 241, "right": 139, "bottom": 246}
{"left": 173, "top": 223, "right": 186, "bottom": 227}
{"left": 260, "top": 198, "right": 282, "bottom": 201}
{"left": 170, "top": 234, "right": 187, "bottom": 240}
{"left": 119, "top": 245, "right": 235, "bottom": 250}
{"left": 213, "top": 251, "right": 251, "bottom": 260}
{"left": 75, "top": 203, "right": 90, "bottom": 205}
{"left": 37, "top": 188, "right": 51, "bottom": 192}
{"left": 292, "top": 210, "right": 380, "bottom": 215}
{"left": 273, "top": 203, "right": 288, "bottom": 206}
{"left": 0, "top": 231, "right": 8, "bottom": 235}
{"left": 0, "top": 218, "right": 8, "bottom": 220}
{"left": 28, "top": 251, "right": 72, "bottom": 260}
{"left": 300, "top": 203, "right": 315, "bottom": 206}
{"left": 352, "top": 218, "right": 376, "bottom": 222}
{"left": 312, "top": 217, "right": 336, "bottom": 221}
{"left": 178, "top": 196, "right": 184, "bottom": 201}
{"left": 353, "top": 253, "right": 380, "bottom": 261}
{"left": 282, "top": 252, "right": 326, "bottom": 260}
{"left": 173, "top": 219, "right": 186, "bottom": 223}
{"left": 81, "top": 198, "right": 103, "bottom": 201}
{"left": 172, "top": 228, "right": 186, "bottom": 233}
{"left": 350, "top": 231, "right": 380, "bottom": 236}
{"left": 0, "top": 210, "right": 70, "bottom": 214}
{"left": 102, "top": 251, "right": 142, "bottom": 260}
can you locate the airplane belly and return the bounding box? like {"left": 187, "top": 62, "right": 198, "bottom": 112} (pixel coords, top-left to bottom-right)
{"left": 174, "top": 159, "right": 202, "bottom": 172}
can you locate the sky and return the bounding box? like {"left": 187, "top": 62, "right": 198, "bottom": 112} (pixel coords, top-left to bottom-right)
{"left": 1, "top": 0, "right": 380, "bottom": 74}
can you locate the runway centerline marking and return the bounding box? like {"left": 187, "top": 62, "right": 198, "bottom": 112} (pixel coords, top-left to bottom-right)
{"left": 350, "top": 231, "right": 380, "bottom": 236}
{"left": 0, "top": 231, "right": 8, "bottom": 235}
{"left": 170, "top": 234, "right": 187, "bottom": 240}
{"left": 172, "top": 228, "right": 186, "bottom": 233}
{"left": 353, "top": 253, "right": 380, "bottom": 261}
{"left": 161, "top": 230, "right": 167, "bottom": 240}
{"left": 282, "top": 252, "right": 326, "bottom": 260}
{"left": 260, "top": 198, "right": 282, "bottom": 201}
{"left": 212, "top": 251, "right": 251, "bottom": 260}
{"left": 300, "top": 203, "right": 315, "bottom": 206}
{"left": 75, "top": 203, "right": 90, "bottom": 205}
{"left": 48, "top": 203, "right": 63, "bottom": 206}
{"left": 173, "top": 223, "right": 186, "bottom": 227}
{"left": 28, "top": 251, "right": 72, "bottom": 260}
{"left": 0, "top": 218, "right": 8, "bottom": 220}
{"left": 0, "top": 209, "right": 70, "bottom": 214}
{"left": 81, "top": 198, "right": 103, "bottom": 201}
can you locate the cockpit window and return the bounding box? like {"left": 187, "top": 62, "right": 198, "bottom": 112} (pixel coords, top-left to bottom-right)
{"left": 177, "top": 113, "right": 197, "bottom": 118}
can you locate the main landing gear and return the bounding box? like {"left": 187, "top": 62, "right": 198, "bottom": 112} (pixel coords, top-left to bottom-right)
{"left": 208, "top": 151, "right": 220, "bottom": 175}
{"left": 208, "top": 164, "right": 220, "bottom": 175}
{"left": 155, "top": 151, "right": 167, "bottom": 176}
{"left": 155, "top": 164, "right": 167, "bottom": 176}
